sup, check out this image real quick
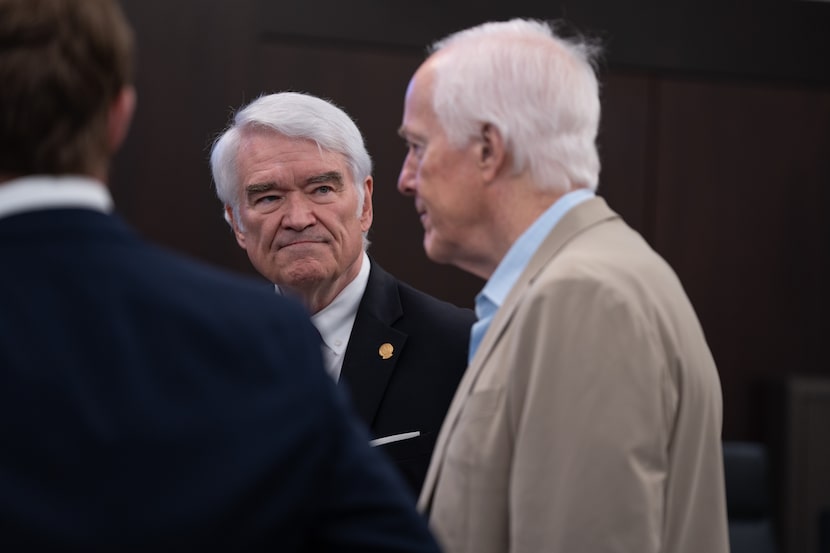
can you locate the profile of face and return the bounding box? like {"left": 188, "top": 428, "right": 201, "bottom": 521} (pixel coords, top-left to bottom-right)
{"left": 397, "top": 61, "right": 485, "bottom": 269}
{"left": 228, "top": 128, "right": 373, "bottom": 301}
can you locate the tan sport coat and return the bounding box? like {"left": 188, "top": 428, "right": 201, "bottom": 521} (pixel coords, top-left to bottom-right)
{"left": 418, "top": 197, "right": 729, "bottom": 553}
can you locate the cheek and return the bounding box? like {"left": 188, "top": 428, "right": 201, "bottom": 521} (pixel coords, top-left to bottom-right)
{"left": 242, "top": 216, "right": 277, "bottom": 246}
{"left": 423, "top": 149, "right": 463, "bottom": 185}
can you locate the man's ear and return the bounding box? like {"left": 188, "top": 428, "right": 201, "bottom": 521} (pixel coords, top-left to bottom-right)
{"left": 478, "top": 123, "right": 506, "bottom": 181}
{"left": 225, "top": 205, "right": 247, "bottom": 249}
{"left": 359, "top": 175, "right": 374, "bottom": 232}
{"left": 107, "top": 85, "right": 136, "bottom": 154}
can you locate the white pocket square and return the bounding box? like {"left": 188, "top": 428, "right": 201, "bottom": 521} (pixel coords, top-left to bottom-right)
{"left": 369, "top": 431, "right": 421, "bottom": 447}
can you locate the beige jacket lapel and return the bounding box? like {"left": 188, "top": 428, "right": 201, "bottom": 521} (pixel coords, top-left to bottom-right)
{"left": 418, "top": 196, "right": 619, "bottom": 512}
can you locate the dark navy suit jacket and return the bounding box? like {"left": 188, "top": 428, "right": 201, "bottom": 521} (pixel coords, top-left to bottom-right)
{"left": 340, "top": 260, "right": 475, "bottom": 496}
{"left": 0, "top": 207, "right": 440, "bottom": 553}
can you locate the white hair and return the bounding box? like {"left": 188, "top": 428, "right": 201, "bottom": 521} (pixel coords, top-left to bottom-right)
{"left": 209, "top": 92, "right": 372, "bottom": 247}
{"left": 429, "top": 19, "right": 602, "bottom": 193}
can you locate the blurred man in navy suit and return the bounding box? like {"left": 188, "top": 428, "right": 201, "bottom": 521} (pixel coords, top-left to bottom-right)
{"left": 0, "top": 1, "right": 441, "bottom": 551}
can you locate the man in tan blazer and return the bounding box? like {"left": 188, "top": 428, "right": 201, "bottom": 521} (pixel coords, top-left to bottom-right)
{"left": 396, "top": 18, "right": 730, "bottom": 553}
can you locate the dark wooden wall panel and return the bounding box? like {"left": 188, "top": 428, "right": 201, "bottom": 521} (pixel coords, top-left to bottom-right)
{"left": 258, "top": 0, "right": 830, "bottom": 83}
{"left": 115, "top": 0, "right": 261, "bottom": 278}
{"left": 654, "top": 79, "right": 830, "bottom": 439}
{"left": 595, "top": 72, "right": 653, "bottom": 236}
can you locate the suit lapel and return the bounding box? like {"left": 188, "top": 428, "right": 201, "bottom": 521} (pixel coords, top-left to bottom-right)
{"left": 339, "top": 259, "right": 407, "bottom": 431}
{"left": 419, "top": 196, "right": 620, "bottom": 512}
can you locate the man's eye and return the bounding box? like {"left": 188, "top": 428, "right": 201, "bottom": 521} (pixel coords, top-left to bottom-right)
{"left": 313, "top": 185, "right": 333, "bottom": 195}
{"left": 407, "top": 141, "right": 424, "bottom": 157}
{"left": 254, "top": 194, "right": 278, "bottom": 205}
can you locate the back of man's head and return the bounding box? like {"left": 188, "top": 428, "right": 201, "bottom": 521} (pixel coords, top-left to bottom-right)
{"left": 0, "top": 0, "right": 134, "bottom": 177}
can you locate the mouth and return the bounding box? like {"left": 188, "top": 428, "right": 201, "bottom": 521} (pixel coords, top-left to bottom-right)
{"left": 276, "top": 237, "right": 327, "bottom": 250}
{"left": 281, "top": 240, "right": 321, "bottom": 247}
{"left": 415, "top": 202, "right": 428, "bottom": 227}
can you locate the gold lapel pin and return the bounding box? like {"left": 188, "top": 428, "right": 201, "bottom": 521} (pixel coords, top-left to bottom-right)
{"left": 379, "top": 343, "right": 394, "bottom": 360}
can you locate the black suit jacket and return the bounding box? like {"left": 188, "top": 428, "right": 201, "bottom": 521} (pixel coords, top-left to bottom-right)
{"left": 339, "top": 260, "right": 475, "bottom": 496}
{"left": 0, "top": 207, "right": 440, "bottom": 553}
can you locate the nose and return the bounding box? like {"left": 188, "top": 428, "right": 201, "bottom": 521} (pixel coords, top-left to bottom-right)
{"left": 397, "top": 153, "right": 416, "bottom": 197}
{"left": 281, "top": 194, "right": 316, "bottom": 230}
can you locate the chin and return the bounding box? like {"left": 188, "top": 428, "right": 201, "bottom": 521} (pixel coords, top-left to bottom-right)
{"left": 423, "top": 237, "right": 453, "bottom": 266}
{"left": 271, "top": 257, "right": 328, "bottom": 285}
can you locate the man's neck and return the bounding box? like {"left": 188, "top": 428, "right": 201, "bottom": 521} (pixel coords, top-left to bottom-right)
{"left": 280, "top": 253, "right": 366, "bottom": 314}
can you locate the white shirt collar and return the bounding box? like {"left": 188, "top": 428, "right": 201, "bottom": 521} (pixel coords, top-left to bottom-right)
{"left": 0, "top": 175, "right": 113, "bottom": 220}
{"left": 311, "top": 251, "right": 370, "bottom": 355}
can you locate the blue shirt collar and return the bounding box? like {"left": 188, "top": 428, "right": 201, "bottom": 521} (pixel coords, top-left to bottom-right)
{"left": 475, "top": 188, "right": 595, "bottom": 319}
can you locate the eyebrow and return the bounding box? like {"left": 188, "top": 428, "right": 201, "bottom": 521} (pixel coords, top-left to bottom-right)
{"left": 307, "top": 171, "right": 343, "bottom": 185}
{"left": 244, "top": 182, "right": 275, "bottom": 196}
{"left": 243, "top": 171, "right": 344, "bottom": 199}
{"left": 398, "top": 127, "right": 425, "bottom": 143}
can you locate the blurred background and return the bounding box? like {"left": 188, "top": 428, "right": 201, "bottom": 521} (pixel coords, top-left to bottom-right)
{"left": 114, "top": 1, "right": 829, "bottom": 551}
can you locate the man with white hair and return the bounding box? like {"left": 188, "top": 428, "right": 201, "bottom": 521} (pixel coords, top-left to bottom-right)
{"left": 211, "top": 91, "right": 475, "bottom": 497}
{"left": 397, "top": 18, "right": 729, "bottom": 553}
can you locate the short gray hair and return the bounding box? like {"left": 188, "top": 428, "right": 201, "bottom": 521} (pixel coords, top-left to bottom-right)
{"left": 429, "top": 19, "right": 602, "bottom": 193}
{"left": 210, "top": 92, "right": 373, "bottom": 248}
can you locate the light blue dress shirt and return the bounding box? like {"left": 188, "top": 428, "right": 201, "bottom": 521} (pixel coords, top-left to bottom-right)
{"left": 468, "top": 188, "right": 595, "bottom": 364}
